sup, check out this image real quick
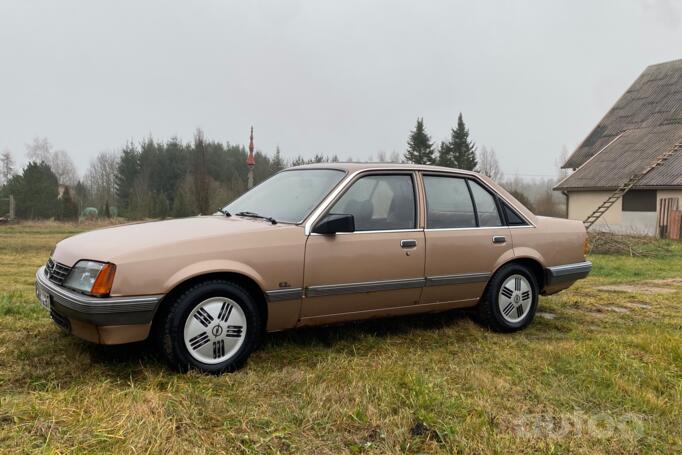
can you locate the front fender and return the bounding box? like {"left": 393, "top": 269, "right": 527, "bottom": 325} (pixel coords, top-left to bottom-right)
{"left": 163, "top": 259, "right": 267, "bottom": 293}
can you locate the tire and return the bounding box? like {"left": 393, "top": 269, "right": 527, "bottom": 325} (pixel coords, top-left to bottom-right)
{"left": 157, "top": 280, "right": 263, "bottom": 374}
{"left": 476, "top": 263, "right": 539, "bottom": 333}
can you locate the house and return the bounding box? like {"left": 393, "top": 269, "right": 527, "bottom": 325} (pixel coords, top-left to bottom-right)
{"left": 555, "top": 59, "right": 682, "bottom": 237}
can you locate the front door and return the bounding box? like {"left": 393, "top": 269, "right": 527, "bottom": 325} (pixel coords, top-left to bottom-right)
{"left": 301, "top": 173, "right": 425, "bottom": 321}
{"left": 420, "top": 174, "right": 514, "bottom": 306}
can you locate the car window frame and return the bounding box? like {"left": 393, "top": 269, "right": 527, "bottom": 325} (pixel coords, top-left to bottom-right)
{"left": 421, "top": 174, "right": 478, "bottom": 229}
{"left": 421, "top": 171, "right": 532, "bottom": 230}
{"left": 466, "top": 178, "right": 506, "bottom": 228}
{"left": 310, "top": 170, "right": 420, "bottom": 234}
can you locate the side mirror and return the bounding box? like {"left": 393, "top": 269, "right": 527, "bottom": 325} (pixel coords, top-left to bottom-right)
{"left": 313, "top": 213, "right": 355, "bottom": 235}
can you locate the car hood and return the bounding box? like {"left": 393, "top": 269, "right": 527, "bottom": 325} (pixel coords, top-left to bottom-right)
{"left": 52, "top": 216, "right": 286, "bottom": 266}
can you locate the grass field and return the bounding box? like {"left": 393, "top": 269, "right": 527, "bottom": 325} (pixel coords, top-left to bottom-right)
{"left": 1, "top": 222, "right": 681, "bottom": 454}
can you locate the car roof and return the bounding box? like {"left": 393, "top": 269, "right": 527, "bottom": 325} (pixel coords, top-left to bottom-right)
{"left": 286, "top": 162, "right": 479, "bottom": 176}
{"left": 285, "top": 162, "right": 537, "bottom": 224}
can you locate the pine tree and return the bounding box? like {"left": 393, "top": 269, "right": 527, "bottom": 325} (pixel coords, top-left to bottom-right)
{"left": 17, "top": 162, "right": 59, "bottom": 219}
{"left": 438, "top": 113, "right": 477, "bottom": 170}
{"left": 437, "top": 141, "right": 455, "bottom": 168}
{"left": 452, "top": 113, "right": 477, "bottom": 170}
{"left": 59, "top": 186, "right": 79, "bottom": 220}
{"left": 270, "top": 146, "right": 285, "bottom": 173}
{"left": 115, "top": 143, "right": 140, "bottom": 214}
{"left": 404, "top": 118, "right": 435, "bottom": 164}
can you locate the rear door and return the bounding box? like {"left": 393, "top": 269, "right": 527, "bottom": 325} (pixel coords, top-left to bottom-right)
{"left": 420, "top": 174, "right": 513, "bottom": 306}
{"left": 301, "top": 172, "right": 426, "bottom": 321}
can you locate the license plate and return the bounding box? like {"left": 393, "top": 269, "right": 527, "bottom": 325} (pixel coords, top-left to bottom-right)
{"left": 37, "top": 288, "right": 51, "bottom": 311}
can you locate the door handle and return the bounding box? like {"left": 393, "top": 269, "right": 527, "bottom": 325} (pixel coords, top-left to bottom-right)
{"left": 400, "top": 239, "right": 417, "bottom": 248}
{"left": 492, "top": 235, "right": 506, "bottom": 244}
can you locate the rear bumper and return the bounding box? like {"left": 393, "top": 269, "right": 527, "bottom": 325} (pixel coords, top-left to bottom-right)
{"left": 35, "top": 266, "right": 163, "bottom": 344}
{"left": 545, "top": 261, "right": 592, "bottom": 285}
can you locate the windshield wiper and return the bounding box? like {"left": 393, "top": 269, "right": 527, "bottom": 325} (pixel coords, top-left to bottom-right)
{"left": 236, "top": 211, "right": 277, "bottom": 225}
{"left": 215, "top": 208, "right": 231, "bottom": 217}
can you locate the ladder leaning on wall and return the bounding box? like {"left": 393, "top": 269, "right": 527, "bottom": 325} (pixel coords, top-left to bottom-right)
{"left": 583, "top": 139, "right": 682, "bottom": 229}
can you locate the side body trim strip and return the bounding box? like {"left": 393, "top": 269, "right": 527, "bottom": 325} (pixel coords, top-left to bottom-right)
{"left": 265, "top": 288, "right": 304, "bottom": 302}
{"left": 265, "top": 273, "right": 495, "bottom": 301}
{"left": 306, "top": 278, "right": 426, "bottom": 297}
{"left": 426, "top": 272, "right": 490, "bottom": 286}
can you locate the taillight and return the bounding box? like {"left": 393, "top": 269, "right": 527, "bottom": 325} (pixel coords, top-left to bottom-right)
{"left": 584, "top": 237, "right": 590, "bottom": 257}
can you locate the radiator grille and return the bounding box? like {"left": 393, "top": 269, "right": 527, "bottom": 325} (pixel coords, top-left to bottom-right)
{"left": 45, "top": 258, "right": 72, "bottom": 286}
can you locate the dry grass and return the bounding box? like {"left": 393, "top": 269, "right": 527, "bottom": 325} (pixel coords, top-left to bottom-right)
{"left": 1, "top": 222, "right": 681, "bottom": 453}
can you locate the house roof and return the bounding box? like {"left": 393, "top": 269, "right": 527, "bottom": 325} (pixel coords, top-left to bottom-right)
{"left": 556, "top": 59, "right": 682, "bottom": 191}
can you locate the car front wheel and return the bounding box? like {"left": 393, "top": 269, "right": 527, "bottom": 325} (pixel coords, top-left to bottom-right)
{"left": 476, "top": 264, "right": 538, "bottom": 332}
{"left": 158, "top": 280, "right": 262, "bottom": 374}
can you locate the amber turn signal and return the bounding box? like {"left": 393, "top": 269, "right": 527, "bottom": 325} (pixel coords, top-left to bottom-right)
{"left": 91, "top": 263, "right": 116, "bottom": 297}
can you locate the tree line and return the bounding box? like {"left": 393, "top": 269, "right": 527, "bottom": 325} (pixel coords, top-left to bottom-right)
{"left": 0, "top": 115, "right": 568, "bottom": 221}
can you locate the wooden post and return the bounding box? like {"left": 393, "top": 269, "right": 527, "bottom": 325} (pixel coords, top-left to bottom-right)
{"left": 9, "top": 194, "right": 15, "bottom": 220}
{"left": 669, "top": 210, "right": 682, "bottom": 240}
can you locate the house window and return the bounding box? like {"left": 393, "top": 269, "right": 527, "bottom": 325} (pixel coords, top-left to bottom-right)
{"left": 622, "top": 190, "right": 657, "bottom": 212}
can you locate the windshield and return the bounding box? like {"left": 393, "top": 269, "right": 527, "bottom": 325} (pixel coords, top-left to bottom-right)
{"left": 224, "top": 169, "right": 346, "bottom": 223}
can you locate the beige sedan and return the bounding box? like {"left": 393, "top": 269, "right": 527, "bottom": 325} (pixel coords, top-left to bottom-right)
{"left": 36, "top": 163, "right": 591, "bottom": 373}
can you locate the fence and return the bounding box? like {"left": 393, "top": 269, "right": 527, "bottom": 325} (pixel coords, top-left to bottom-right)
{"left": 658, "top": 197, "right": 681, "bottom": 240}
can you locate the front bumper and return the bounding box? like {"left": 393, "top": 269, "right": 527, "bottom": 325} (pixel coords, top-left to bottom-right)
{"left": 545, "top": 261, "right": 592, "bottom": 285}
{"left": 35, "top": 266, "right": 163, "bottom": 343}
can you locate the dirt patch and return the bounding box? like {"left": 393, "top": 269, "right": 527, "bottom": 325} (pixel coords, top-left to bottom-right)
{"left": 595, "top": 278, "right": 682, "bottom": 295}
{"left": 536, "top": 312, "right": 556, "bottom": 320}
{"left": 595, "top": 284, "right": 676, "bottom": 294}
{"left": 648, "top": 278, "right": 682, "bottom": 287}
{"left": 603, "top": 305, "right": 630, "bottom": 313}
{"left": 623, "top": 301, "right": 652, "bottom": 310}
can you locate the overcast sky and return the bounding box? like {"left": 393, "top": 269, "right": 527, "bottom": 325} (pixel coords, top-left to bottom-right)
{"left": 1, "top": 0, "right": 681, "bottom": 179}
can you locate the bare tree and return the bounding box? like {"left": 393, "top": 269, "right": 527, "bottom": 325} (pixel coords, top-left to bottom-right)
{"left": 25, "top": 137, "right": 78, "bottom": 185}
{"left": 84, "top": 150, "right": 120, "bottom": 210}
{"left": 477, "top": 146, "right": 503, "bottom": 181}
{"left": 372, "top": 151, "right": 402, "bottom": 163}
{"left": 389, "top": 151, "right": 402, "bottom": 163}
{"left": 556, "top": 146, "right": 570, "bottom": 180}
{"left": 51, "top": 149, "right": 79, "bottom": 186}
{"left": 26, "top": 137, "right": 52, "bottom": 164}
{"left": 0, "top": 149, "right": 16, "bottom": 185}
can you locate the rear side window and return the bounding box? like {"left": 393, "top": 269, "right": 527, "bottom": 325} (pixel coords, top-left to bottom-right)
{"left": 423, "top": 176, "right": 476, "bottom": 228}
{"left": 502, "top": 202, "right": 527, "bottom": 226}
{"left": 468, "top": 180, "right": 503, "bottom": 227}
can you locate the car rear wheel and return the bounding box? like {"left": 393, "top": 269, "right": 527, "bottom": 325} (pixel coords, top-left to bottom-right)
{"left": 476, "top": 263, "right": 538, "bottom": 332}
{"left": 158, "top": 280, "right": 263, "bottom": 374}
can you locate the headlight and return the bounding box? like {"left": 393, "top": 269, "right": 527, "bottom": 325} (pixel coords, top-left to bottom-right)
{"left": 63, "top": 260, "right": 117, "bottom": 297}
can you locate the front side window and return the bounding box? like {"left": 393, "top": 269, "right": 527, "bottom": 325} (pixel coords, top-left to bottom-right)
{"left": 224, "top": 169, "right": 345, "bottom": 223}
{"left": 468, "top": 180, "right": 503, "bottom": 227}
{"left": 423, "top": 176, "right": 476, "bottom": 228}
{"left": 329, "top": 174, "right": 416, "bottom": 231}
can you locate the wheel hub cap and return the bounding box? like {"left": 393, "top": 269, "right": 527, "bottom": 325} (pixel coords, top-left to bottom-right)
{"left": 183, "top": 297, "right": 247, "bottom": 364}
{"left": 498, "top": 274, "right": 532, "bottom": 323}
